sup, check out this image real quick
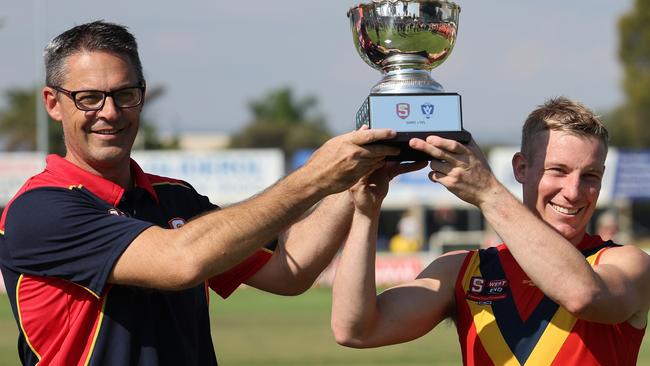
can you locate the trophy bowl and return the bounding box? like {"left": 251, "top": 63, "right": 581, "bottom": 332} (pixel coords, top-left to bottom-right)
{"left": 348, "top": 0, "right": 460, "bottom": 94}
{"left": 348, "top": 0, "right": 468, "bottom": 161}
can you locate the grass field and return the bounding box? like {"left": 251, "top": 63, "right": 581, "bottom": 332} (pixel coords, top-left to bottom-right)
{"left": 1, "top": 288, "right": 650, "bottom": 365}
{"left": 211, "top": 287, "right": 460, "bottom": 366}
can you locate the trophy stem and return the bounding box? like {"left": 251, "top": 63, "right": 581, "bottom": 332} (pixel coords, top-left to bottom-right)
{"left": 371, "top": 69, "right": 444, "bottom": 94}
{"left": 369, "top": 53, "right": 444, "bottom": 94}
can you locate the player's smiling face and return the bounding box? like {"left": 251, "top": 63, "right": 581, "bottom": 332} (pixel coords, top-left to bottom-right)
{"left": 515, "top": 130, "right": 606, "bottom": 246}
{"left": 49, "top": 51, "right": 142, "bottom": 172}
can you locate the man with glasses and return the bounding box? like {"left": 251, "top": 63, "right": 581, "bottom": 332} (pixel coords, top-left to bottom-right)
{"left": 0, "top": 21, "right": 416, "bottom": 365}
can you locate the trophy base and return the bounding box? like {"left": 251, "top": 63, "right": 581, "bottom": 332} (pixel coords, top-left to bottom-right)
{"left": 356, "top": 93, "right": 468, "bottom": 161}
{"left": 372, "top": 131, "right": 471, "bottom": 161}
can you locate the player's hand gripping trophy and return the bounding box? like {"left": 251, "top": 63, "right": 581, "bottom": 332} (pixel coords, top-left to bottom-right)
{"left": 348, "top": 0, "right": 469, "bottom": 160}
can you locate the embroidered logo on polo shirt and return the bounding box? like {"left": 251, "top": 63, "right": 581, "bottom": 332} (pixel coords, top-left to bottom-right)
{"left": 466, "top": 276, "right": 509, "bottom": 305}
{"left": 168, "top": 218, "right": 186, "bottom": 229}
{"left": 108, "top": 208, "right": 127, "bottom": 217}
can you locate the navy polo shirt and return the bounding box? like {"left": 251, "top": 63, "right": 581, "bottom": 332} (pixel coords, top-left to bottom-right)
{"left": 0, "top": 155, "right": 272, "bottom": 365}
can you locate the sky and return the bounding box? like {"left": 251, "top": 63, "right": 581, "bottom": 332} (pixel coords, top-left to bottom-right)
{"left": 0, "top": 0, "right": 635, "bottom": 145}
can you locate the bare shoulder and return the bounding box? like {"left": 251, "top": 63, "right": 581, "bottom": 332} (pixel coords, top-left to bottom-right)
{"left": 417, "top": 250, "right": 471, "bottom": 282}
{"left": 599, "top": 244, "right": 650, "bottom": 273}
{"left": 598, "top": 244, "right": 650, "bottom": 327}
{"left": 597, "top": 244, "right": 650, "bottom": 295}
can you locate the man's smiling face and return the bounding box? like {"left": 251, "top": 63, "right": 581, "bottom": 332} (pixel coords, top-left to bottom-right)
{"left": 47, "top": 51, "right": 142, "bottom": 173}
{"left": 515, "top": 129, "right": 606, "bottom": 246}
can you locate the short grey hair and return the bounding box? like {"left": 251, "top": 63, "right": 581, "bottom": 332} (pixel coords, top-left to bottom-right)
{"left": 44, "top": 20, "right": 145, "bottom": 87}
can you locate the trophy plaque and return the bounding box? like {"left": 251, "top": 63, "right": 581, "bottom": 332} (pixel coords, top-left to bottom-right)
{"left": 348, "top": 0, "right": 469, "bottom": 160}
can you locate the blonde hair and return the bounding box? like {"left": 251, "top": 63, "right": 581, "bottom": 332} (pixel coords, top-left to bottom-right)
{"left": 521, "top": 97, "right": 609, "bottom": 159}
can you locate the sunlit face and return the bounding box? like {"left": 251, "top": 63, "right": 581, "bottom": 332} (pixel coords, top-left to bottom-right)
{"left": 44, "top": 51, "right": 142, "bottom": 173}
{"left": 514, "top": 130, "right": 606, "bottom": 245}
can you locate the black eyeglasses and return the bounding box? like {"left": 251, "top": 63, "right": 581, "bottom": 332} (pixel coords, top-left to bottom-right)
{"left": 49, "top": 85, "right": 146, "bottom": 111}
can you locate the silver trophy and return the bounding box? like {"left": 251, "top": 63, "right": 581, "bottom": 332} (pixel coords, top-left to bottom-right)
{"left": 348, "top": 0, "right": 469, "bottom": 160}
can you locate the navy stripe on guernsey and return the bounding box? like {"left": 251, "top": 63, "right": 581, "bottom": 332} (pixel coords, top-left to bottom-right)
{"left": 477, "top": 241, "right": 620, "bottom": 365}
{"left": 479, "top": 247, "right": 558, "bottom": 364}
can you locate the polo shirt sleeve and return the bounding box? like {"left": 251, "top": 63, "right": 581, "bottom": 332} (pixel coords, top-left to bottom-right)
{"left": 180, "top": 182, "right": 274, "bottom": 298}
{"left": 208, "top": 249, "right": 273, "bottom": 298}
{"left": 3, "top": 187, "right": 152, "bottom": 296}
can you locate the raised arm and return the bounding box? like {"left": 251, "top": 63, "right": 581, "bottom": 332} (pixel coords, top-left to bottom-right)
{"left": 109, "top": 128, "right": 399, "bottom": 290}
{"left": 479, "top": 184, "right": 650, "bottom": 326}
{"left": 244, "top": 190, "right": 354, "bottom": 295}
{"left": 331, "top": 161, "right": 466, "bottom": 347}
{"left": 409, "top": 135, "right": 650, "bottom": 326}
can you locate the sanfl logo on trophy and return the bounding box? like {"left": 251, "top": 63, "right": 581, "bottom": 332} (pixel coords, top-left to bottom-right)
{"left": 396, "top": 103, "right": 410, "bottom": 119}
{"left": 421, "top": 103, "right": 435, "bottom": 119}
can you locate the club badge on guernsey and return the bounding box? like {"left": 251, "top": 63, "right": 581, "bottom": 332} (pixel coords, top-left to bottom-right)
{"left": 168, "top": 218, "right": 186, "bottom": 229}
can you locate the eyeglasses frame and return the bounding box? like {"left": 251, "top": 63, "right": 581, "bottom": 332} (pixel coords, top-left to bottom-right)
{"left": 49, "top": 85, "right": 146, "bottom": 111}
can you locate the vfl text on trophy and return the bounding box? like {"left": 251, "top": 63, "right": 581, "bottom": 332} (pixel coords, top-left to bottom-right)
{"left": 348, "top": 0, "right": 470, "bottom": 160}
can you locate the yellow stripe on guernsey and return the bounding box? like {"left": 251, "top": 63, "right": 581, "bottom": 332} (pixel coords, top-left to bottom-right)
{"left": 83, "top": 292, "right": 109, "bottom": 366}
{"left": 462, "top": 252, "right": 520, "bottom": 365}
{"left": 523, "top": 308, "right": 575, "bottom": 366}
{"left": 523, "top": 251, "right": 603, "bottom": 366}
{"left": 463, "top": 248, "right": 608, "bottom": 366}
{"left": 75, "top": 281, "right": 102, "bottom": 300}
{"left": 16, "top": 275, "right": 43, "bottom": 362}
{"left": 151, "top": 182, "right": 190, "bottom": 189}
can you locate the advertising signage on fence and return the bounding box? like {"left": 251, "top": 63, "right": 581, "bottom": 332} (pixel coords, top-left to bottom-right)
{"left": 0, "top": 152, "right": 46, "bottom": 207}
{"left": 384, "top": 166, "right": 470, "bottom": 208}
{"left": 292, "top": 148, "right": 468, "bottom": 208}
{"left": 132, "top": 150, "right": 285, "bottom": 205}
{"left": 613, "top": 151, "right": 650, "bottom": 201}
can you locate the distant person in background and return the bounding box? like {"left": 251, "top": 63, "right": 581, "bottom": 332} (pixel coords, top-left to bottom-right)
{"left": 596, "top": 210, "right": 619, "bottom": 242}
{"left": 389, "top": 212, "right": 423, "bottom": 253}
{"left": 332, "top": 97, "right": 650, "bottom": 365}
{"left": 431, "top": 205, "right": 457, "bottom": 233}
{"left": 0, "top": 20, "right": 410, "bottom": 365}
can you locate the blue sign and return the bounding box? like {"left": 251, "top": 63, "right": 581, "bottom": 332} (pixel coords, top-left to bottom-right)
{"left": 613, "top": 151, "right": 650, "bottom": 200}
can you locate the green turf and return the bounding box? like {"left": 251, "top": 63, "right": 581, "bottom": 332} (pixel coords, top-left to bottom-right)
{"left": 0, "top": 289, "right": 650, "bottom": 365}
{"left": 211, "top": 287, "right": 460, "bottom": 366}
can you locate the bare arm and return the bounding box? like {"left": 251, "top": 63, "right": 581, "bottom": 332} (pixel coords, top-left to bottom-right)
{"left": 109, "top": 128, "right": 399, "bottom": 290}
{"left": 331, "top": 207, "right": 465, "bottom": 348}
{"left": 410, "top": 136, "right": 650, "bottom": 325}
{"left": 245, "top": 191, "right": 354, "bottom": 295}
{"left": 480, "top": 185, "right": 650, "bottom": 325}
{"left": 331, "top": 161, "right": 465, "bottom": 347}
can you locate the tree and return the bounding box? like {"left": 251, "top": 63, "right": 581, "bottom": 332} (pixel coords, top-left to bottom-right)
{"left": 0, "top": 87, "right": 65, "bottom": 154}
{"left": 134, "top": 85, "right": 179, "bottom": 150}
{"left": 229, "top": 88, "right": 332, "bottom": 159}
{"left": 606, "top": 0, "right": 650, "bottom": 147}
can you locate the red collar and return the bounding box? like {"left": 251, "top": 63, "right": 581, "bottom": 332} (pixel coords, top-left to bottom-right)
{"left": 44, "top": 154, "right": 159, "bottom": 206}
{"left": 575, "top": 233, "right": 604, "bottom": 252}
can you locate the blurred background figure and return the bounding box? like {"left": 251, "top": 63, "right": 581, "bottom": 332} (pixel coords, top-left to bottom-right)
{"left": 597, "top": 210, "right": 620, "bottom": 242}
{"left": 431, "top": 205, "right": 457, "bottom": 234}
{"left": 389, "top": 211, "right": 423, "bottom": 253}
